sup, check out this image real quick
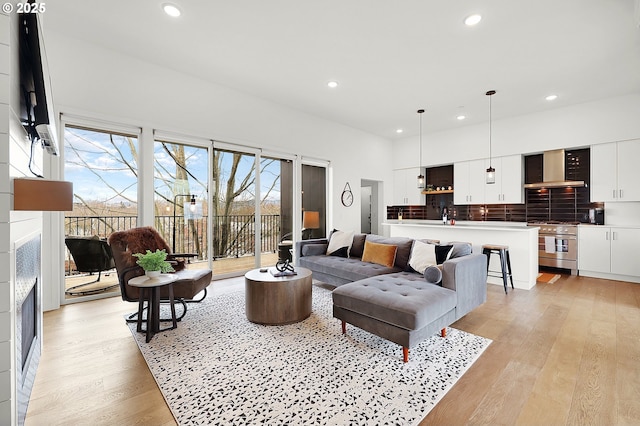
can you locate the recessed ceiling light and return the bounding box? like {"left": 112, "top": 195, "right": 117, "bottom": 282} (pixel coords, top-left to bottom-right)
{"left": 457, "top": 115, "right": 466, "bottom": 120}
{"left": 396, "top": 129, "right": 404, "bottom": 134}
{"left": 464, "top": 14, "right": 482, "bottom": 26}
{"left": 545, "top": 94, "right": 558, "bottom": 101}
{"left": 163, "top": 3, "right": 181, "bottom": 17}
{"left": 327, "top": 81, "right": 339, "bottom": 88}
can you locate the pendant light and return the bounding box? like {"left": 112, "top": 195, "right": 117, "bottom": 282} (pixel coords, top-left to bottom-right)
{"left": 485, "top": 90, "right": 496, "bottom": 184}
{"left": 417, "top": 109, "right": 425, "bottom": 189}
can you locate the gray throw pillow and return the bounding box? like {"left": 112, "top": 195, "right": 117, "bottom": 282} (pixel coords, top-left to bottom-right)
{"left": 424, "top": 265, "right": 443, "bottom": 285}
{"left": 301, "top": 243, "right": 329, "bottom": 257}
{"left": 450, "top": 242, "right": 472, "bottom": 259}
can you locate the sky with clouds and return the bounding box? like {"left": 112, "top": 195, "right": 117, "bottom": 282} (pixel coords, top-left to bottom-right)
{"left": 64, "top": 127, "right": 282, "bottom": 213}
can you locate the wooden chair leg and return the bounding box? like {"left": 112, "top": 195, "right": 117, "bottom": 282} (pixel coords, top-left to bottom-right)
{"left": 341, "top": 320, "right": 346, "bottom": 335}
{"left": 441, "top": 327, "right": 447, "bottom": 337}
{"left": 403, "top": 347, "right": 409, "bottom": 363}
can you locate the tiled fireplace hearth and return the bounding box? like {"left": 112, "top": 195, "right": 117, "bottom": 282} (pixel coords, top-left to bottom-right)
{"left": 14, "top": 234, "right": 42, "bottom": 425}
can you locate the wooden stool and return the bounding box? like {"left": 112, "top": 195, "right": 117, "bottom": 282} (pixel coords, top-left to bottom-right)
{"left": 482, "top": 244, "right": 514, "bottom": 294}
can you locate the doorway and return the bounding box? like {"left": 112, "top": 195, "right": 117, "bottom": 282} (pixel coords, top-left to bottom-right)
{"left": 361, "top": 179, "right": 381, "bottom": 235}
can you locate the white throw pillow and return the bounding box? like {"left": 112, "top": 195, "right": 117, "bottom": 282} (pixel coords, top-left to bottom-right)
{"left": 408, "top": 240, "right": 437, "bottom": 274}
{"left": 326, "top": 230, "right": 355, "bottom": 256}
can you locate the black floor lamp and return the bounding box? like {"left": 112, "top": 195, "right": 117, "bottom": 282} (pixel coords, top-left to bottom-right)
{"left": 173, "top": 194, "right": 196, "bottom": 253}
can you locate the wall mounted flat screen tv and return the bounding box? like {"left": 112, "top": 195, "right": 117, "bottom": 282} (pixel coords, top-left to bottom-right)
{"left": 18, "top": 12, "right": 58, "bottom": 155}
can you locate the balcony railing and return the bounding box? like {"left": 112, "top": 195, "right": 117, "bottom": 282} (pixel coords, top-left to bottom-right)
{"left": 64, "top": 214, "right": 283, "bottom": 260}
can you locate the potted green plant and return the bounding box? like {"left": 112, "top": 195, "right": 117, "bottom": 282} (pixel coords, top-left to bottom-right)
{"left": 132, "top": 249, "right": 175, "bottom": 278}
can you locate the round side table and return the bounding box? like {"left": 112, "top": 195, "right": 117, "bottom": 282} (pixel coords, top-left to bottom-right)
{"left": 129, "top": 274, "right": 179, "bottom": 342}
{"left": 245, "top": 267, "right": 312, "bottom": 325}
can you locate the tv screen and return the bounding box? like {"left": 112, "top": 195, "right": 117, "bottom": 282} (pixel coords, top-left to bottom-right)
{"left": 18, "top": 12, "right": 58, "bottom": 155}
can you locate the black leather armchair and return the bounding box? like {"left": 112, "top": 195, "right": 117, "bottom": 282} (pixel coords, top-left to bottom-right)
{"left": 65, "top": 236, "right": 117, "bottom": 296}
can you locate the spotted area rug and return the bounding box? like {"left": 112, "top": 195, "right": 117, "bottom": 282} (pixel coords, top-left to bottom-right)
{"left": 127, "top": 285, "right": 491, "bottom": 425}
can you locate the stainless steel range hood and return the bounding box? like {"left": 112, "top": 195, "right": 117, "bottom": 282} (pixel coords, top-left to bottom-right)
{"left": 524, "top": 149, "right": 585, "bottom": 189}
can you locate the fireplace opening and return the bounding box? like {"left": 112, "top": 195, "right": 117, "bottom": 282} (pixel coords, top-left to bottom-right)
{"left": 21, "top": 280, "right": 37, "bottom": 378}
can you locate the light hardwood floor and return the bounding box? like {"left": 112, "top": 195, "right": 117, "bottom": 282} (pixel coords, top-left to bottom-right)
{"left": 26, "top": 274, "right": 640, "bottom": 425}
{"left": 62, "top": 253, "right": 279, "bottom": 300}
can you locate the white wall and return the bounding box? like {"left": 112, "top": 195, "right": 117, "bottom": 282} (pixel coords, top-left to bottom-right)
{"left": 0, "top": 12, "right": 11, "bottom": 423}
{"left": 44, "top": 31, "right": 393, "bottom": 235}
{"left": 394, "top": 93, "right": 640, "bottom": 168}
{"left": 1, "top": 10, "right": 49, "bottom": 425}
{"left": 393, "top": 93, "right": 640, "bottom": 225}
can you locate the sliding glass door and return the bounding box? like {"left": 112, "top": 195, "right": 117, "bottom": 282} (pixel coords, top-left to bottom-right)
{"left": 154, "top": 139, "right": 209, "bottom": 270}
{"left": 260, "top": 157, "right": 293, "bottom": 267}
{"left": 63, "top": 125, "right": 139, "bottom": 301}
{"left": 212, "top": 148, "right": 257, "bottom": 275}
{"left": 63, "top": 123, "right": 315, "bottom": 288}
{"left": 211, "top": 147, "right": 295, "bottom": 276}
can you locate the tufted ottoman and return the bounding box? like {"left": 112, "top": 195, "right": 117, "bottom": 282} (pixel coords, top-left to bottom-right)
{"left": 332, "top": 272, "right": 458, "bottom": 362}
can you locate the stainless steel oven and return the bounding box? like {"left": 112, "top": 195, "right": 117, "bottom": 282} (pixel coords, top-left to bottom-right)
{"left": 528, "top": 222, "right": 578, "bottom": 275}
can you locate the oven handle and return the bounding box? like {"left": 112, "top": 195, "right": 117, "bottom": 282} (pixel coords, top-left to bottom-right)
{"left": 539, "top": 235, "right": 577, "bottom": 240}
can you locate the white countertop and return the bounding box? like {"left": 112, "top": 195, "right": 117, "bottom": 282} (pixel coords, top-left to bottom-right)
{"left": 385, "top": 220, "right": 640, "bottom": 231}
{"left": 386, "top": 219, "right": 539, "bottom": 290}
{"left": 383, "top": 220, "right": 534, "bottom": 232}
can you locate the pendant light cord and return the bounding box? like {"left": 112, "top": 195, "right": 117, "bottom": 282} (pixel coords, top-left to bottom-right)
{"left": 489, "top": 95, "right": 492, "bottom": 166}
{"left": 418, "top": 109, "right": 424, "bottom": 168}
{"left": 486, "top": 90, "right": 496, "bottom": 166}
{"left": 419, "top": 113, "right": 422, "bottom": 168}
{"left": 416, "top": 109, "right": 426, "bottom": 189}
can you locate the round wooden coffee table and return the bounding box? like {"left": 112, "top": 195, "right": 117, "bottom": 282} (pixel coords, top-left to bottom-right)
{"left": 245, "top": 267, "right": 312, "bottom": 325}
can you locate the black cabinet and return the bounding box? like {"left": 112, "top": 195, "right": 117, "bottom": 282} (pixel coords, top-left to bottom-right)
{"left": 426, "top": 165, "right": 453, "bottom": 190}
{"left": 565, "top": 148, "right": 590, "bottom": 183}
{"left": 524, "top": 148, "right": 590, "bottom": 184}
{"left": 424, "top": 165, "right": 454, "bottom": 219}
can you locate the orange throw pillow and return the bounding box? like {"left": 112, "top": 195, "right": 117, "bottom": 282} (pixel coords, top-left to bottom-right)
{"left": 361, "top": 241, "right": 398, "bottom": 268}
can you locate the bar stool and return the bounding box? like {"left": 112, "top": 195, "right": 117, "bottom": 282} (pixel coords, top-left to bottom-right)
{"left": 482, "top": 244, "right": 514, "bottom": 294}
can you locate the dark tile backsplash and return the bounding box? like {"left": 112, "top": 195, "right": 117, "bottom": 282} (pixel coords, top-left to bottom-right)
{"left": 388, "top": 187, "right": 603, "bottom": 223}
{"left": 388, "top": 147, "right": 603, "bottom": 223}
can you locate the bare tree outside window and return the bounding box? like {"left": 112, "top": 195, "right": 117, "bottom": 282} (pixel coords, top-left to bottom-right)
{"left": 64, "top": 127, "right": 139, "bottom": 238}
{"left": 154, "top": 141, "right": 208, "bottom": 258}
{"left": 64, "top": 127, "right": 284, "bottom": 273}
{"left": 212, "top": 149, "right": 281, "bottom": 259}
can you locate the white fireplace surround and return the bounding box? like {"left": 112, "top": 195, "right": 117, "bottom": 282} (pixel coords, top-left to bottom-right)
{"left": 13, "top": 232, "right": 42, "bottom": 425}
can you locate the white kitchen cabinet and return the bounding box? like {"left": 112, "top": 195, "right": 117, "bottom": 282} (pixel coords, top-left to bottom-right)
{"left": 455, "top": 155, "right": 523, "bottom": 205}
{"left": 453, "top": 159, "right": 485, "bottom": 205}
{"left": 453, "top": 161, "right": 470, "bottom": 205}
{"left": 484, "top": 155, "right": 524, "bottom": 204}
{"left": 578, "top": 226, "right": 611, "bottom": 274}
{"left": 579, "top": 226, "right": 640, "bottom": 277}
{"left": 591, "top": 139, "right": 640, "bottom": 202}
{"left": 393, "top": 167, "right": 425, "bottom": 205}
{"left": 610, "top": 228, "right": 640, "bottom": 277}
{"left": 616, "top": 140, "right": 640, "bottom": 201}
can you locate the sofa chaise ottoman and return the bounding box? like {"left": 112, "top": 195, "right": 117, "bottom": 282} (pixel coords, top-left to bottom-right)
{"left": 333, "top": 272, "right": 457, "bottom": 362}
{"left": 296, "top": 231, "right": 487, "bottom": 362}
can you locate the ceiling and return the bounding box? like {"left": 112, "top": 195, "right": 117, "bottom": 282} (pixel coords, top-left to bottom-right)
{"left": 41, "top": 0, "right": 640, "bottom": 139}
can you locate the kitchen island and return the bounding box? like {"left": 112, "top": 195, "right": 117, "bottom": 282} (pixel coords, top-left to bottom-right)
{"left": 383, "top": 220, "right": 539, "bottom": 290}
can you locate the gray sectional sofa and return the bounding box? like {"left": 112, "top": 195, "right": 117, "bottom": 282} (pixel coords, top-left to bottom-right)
{"left": 295, "top": 233, "right": 487, "bottom": 362}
